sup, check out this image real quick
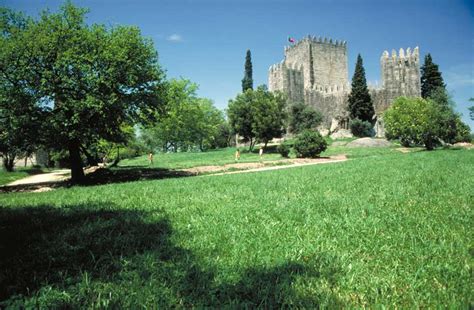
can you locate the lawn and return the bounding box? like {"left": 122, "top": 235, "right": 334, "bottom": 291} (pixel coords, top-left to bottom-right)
{"left": 0, "top": 148, "right": 472, "bottom": 307}
{"left": 118, "top": 142, "right": 399, "bottom": 170}
{"left": 119, "top": 147, "right": 283, "bottom": 169}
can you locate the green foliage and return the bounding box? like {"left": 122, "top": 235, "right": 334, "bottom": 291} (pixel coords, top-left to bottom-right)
{"left": 428, "top": 87, "right": 471, "bottom": 144}
{"left": 348, "top": 54, "right": 375, "bottom": 123}
{"left": 241, "top": 50, "right": 253, "bottom": 92}
{"left": 421, "top": 54, "right": 445, "bottom": 99}
{"left": 288, "top": 102, "right": 323, "bottom": 134}
{"left": 228, "top": 86, "right": 287, "bottom": 150}
{"left": 0, "top": 9, "right": 44, "bottom": 171}
{"left": 293, "top": 130, "right": 327, "bottom": 158}
{"left": 1, "top": 149, "right": 472, "bottom": 307}
{"left": 141, "top": 79, "right": 225, "bottom": 152}
{"left": 277, "top": 142, "right": 291, "bottom": 158}
{"left": 469, "top": 98, "right": 474, "bottom": 121}
{"left": 384, "top": 97, "right": 445, "bottom": 150}
{"left": 349, "top": 118, "right": 373, "bottom": 137}
{"left": 454, "top": 118, "right": 471, "bottom": 143}
{"left": 251, "top": 87, "right": 287, "bottom": 147}
{"left": 0, "top": 3, "right": 166, "bottom": 182}
{"left": 210, "top": 122, "right": 233, "bottom": 149}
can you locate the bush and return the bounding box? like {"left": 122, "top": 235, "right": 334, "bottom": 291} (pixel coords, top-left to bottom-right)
{"left": 277, "top": 142, "right": 291, "bottom": 158}
{"left": 349, "top": 118, "right": 373, "bottom": 137}
{"left": 293, "top": 130, "right": 327, "bottom": 158}
{"left": 384, "top": 97, "right": 443, "bottom": 150}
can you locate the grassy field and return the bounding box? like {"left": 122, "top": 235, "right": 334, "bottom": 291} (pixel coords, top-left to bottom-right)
{"left": 119, "top": 147, "right": 283, "bottom": 169}
{"left": 0, "top": 148, "right": 472, "bottom": 307}
{"left": 118, "top": 142, "right": 398, "bottom": 170}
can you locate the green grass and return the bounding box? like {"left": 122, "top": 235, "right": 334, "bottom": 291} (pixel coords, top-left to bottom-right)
{"left": 0, "top": 149, "right": 472, "bottom": 307}
{"left": 119, "top": 147, "right": 283, "bottom": 169}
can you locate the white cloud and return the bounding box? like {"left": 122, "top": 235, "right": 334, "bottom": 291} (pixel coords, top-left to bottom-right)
{"left": 166, "top": 34, "right": 183, "bottom": 42}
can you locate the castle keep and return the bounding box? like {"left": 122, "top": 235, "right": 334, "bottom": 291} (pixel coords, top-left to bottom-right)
{"left": 268, "top": 35, "right": 421, "bottom": 134}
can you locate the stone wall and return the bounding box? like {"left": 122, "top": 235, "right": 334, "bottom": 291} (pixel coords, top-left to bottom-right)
{"left": 268, "top": 36, "right": 421, "bottom": 134}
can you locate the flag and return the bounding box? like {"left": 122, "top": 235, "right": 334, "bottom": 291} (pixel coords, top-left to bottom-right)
{"left": 288, "top": 36, "right": 295, "bottom": 43}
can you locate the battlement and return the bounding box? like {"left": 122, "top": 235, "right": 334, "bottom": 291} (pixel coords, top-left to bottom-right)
{"left": 284, "top": 35, "right": 347, "bottom": 55}
{"left": 381, "top": 47, "right": 419, "bottom": 63}
{"left": 309, "top": 83, "right": 348, "bottom": 96}
{"left": 268, "top": 62, "right": 303, "bottom": 73}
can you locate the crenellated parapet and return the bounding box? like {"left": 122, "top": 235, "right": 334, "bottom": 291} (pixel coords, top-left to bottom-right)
{"left": 380, "top": 46, "right": 421, "bottom": 102}
{"left": 283, "top": 35, "right": 347, "bottom": 56}
{"left": 267, "top": 35, "right": 421, "bottom": 132}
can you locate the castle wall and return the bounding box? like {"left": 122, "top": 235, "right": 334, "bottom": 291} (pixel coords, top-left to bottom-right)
{"left": 311, "top": 39, "right": 348, "bottom": 89}
{"left": 268, "top": 36, "right": 421, "bottom": 134}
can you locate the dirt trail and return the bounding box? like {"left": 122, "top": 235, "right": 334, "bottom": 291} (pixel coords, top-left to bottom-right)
{"left": 3, "top": 155, "right": 348, "bottom": 191}
{"left": 202, "top": 155, "right": 348, "bottom": 176}
{"left": 7, "top": 169, "right": 70, "bottom": 186}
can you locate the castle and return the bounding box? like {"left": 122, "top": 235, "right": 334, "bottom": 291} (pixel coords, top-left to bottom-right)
{"left": 268, "top": 35, "right": 421, "bottom": 136}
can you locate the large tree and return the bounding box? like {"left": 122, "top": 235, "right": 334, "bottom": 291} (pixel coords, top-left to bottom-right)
{"left": 421, "top": 53, "right": 445, "bottom": 99}
{"left": 228, "top": 86, "right": 286, "bottom": 150}
{"left": 288, "top": 101, "right": 323, "bottom": 134}
{"left": 2, "top": 3, "right": 166, "bottom": 182}
{"left": 347, "top": 54, "right": 374, "bottom": 123}
{"left": 241, "top": 49, "right": 253, "bottom": 92}
{"left": 141, "top": 79, "right": 225, "bottom": 152}
{"left": 0, "top": 9, "right": 44, "bottom": 171}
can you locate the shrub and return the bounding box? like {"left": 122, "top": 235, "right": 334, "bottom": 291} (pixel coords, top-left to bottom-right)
{"left": 293, "top": 130, "right": 327, "bottom": 158}
{"left": 349, "top": 118, "right": 373, "bottom": 137}
{"left": 277, "top": 142, "right": 291, "bottom": 158}
{"left": 384, "top": 97, "right": 444, "bottom": 150}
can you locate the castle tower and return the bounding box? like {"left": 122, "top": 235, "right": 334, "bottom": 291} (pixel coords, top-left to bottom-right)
{"left": 268, "top": 36, "right": 349, "bottom": 126}
{"left": 380, "top": 47, "right": 421, "bottom": 103}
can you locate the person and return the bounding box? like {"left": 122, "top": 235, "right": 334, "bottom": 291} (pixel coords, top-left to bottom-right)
{"left": 148, "top": 152, "right": 153, "bottom": 165}
{"left": 235, "top": 148, "right": 241, "bottom": 162}
{"left": 259, "top": 146, "right": 264, "bottom": 161}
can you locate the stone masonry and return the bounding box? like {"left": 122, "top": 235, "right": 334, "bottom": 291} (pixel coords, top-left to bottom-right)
{"left": 268, "top": 35, "right": 421, "bottom": 136}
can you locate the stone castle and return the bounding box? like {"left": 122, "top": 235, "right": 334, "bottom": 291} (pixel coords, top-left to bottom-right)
{"left": 268, "top": 35, "right": 421, "bottom": 136}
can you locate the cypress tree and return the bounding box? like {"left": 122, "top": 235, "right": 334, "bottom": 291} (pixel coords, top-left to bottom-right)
{"left": 421, "top": 53, "right": 445, "bottom": 99}
{"left": 241, "top": 49, "right": 253, "bottom": 92}
{"left": 348, "top": 54, "right": 374, "bottom": 123}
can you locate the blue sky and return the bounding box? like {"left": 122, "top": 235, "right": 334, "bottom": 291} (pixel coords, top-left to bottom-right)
{"left": 4, "top": 0, "right": 474, "bottom": 129}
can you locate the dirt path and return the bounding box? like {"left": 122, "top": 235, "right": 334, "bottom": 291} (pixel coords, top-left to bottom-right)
{"left": 7, "top": 169, "right": 71, "bottom": 186}
{"left": 3, "top": 155, "right": 348, "bottom": 191}
{"left": 202, "top": 155, "right": 348, "bottom": 176}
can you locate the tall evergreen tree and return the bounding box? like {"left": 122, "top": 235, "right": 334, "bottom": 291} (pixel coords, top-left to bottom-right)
{"left": 241, "top": 49, "right": 253, "bottom": 92}
{"left": 421, "top": 53, "right": 445, "bottom": 99}
{"left": 347, "top": 54, "right": 374, "bottom": 123}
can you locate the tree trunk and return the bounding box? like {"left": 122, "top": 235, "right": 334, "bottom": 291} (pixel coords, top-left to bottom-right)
{"left": 110, "top": 146, "right": 120, "bottom": 167}
{"left": 3, "top": 155, "right": 15, "bottom": 172}
{"left": 80, "top": 145, "right": 99, "bottom": 166}
{"left": 68, "top": 140, "right": 85, "bottom": 184}
{"left": 264, "top": 140, "right": 268, "bottom": 149}
{"left": 249, "top": 137, "right": 253, "bottom": 151}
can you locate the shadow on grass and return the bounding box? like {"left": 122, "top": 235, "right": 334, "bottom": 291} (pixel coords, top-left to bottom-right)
{"left": 0, "top": 203, "right": 343, "bottom": 307}
{"left": 83, "top": 166, "right": 193, "bottom": 185}
{"left": 0, "top": 167, "right": 194, "bottom": 193}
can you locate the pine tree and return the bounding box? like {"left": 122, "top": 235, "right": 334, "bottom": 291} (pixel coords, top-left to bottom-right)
{"left": 421, "top": 53, "right": 445, "bottom": 98}
{"left": 241, "top": 49, "right": 253, "bottom": 92}
{"left": 348, "top": 54, "right": 374, "bottom": 123}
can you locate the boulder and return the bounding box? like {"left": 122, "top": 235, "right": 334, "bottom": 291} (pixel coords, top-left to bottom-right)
{"left": 347, "top": 137, "right": 392, "bottom": 147}
{"left": 330, "top": 129, "right": 353, "bottom": 139}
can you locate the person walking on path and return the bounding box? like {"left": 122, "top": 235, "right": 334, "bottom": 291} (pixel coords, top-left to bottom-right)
{"left": 235, "top": 149, "right": 241, "bottom": 162}
{"left": 148, "top": 152, "right": 153, "bottom": 165}
{"left": 259, "top": 146, "right": 264, "bottom": 162}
